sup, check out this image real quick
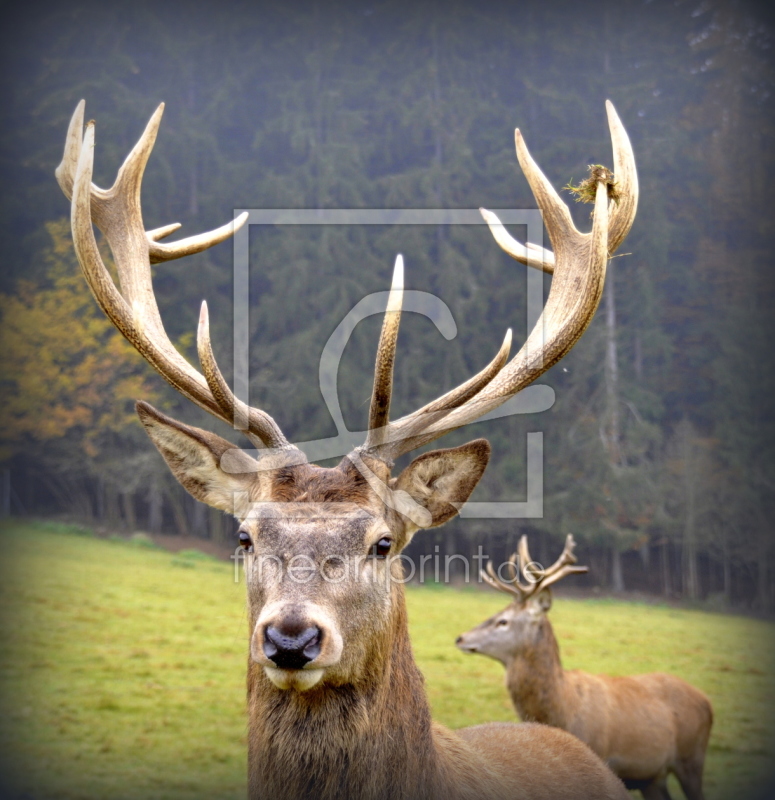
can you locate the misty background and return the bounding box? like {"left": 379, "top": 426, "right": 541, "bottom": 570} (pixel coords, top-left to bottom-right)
{"left": 1, "top": 0, "right": 773, "bottom": 609}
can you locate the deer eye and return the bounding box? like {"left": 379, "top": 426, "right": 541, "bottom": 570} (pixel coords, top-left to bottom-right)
{"left": 496, "top": 619, "right": 509, "bottom": 629}
{"left": 238, "top": 531, "right": 253, "bottom": 552}
{"left": 371, "top": 537, "right": 392, "bottom": 559}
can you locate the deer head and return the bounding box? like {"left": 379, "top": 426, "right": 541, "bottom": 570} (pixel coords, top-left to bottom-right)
{"left": 56, "top": 101, "right": 636, "bottom": 695}
{"left": 456, "top": 534, "right": 588, "bottom": 664}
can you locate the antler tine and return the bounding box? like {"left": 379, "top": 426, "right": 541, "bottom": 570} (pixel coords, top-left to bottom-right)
{"left": 405, "top": 328, "right": 512, "bottom": 422}
{"left": 360, "top": 104, "right": 638, "bottom": 458}
{"left": 366, "top": 256, "right": 404, "bottom": 449}
{"left": 481, "top": 561, "right": 526, "bottom": 601}
{"left": 517, "top": 535, "right": 542, "bottom": 584}
{"left": 197, "top": 302, "right": 290, "bottom": 450}
{"left": 499, "top": 548, "right": 519, "bottom": 584}
{"left": 368, "top": 103, "right": 635, "bottom": 460}
{"left": 62, "top": 102, "right": 298, "bottom": 453}
{"left": 605, "top": 100, "right": 639, "bottom": 254}
{"left": 147, "top": 222, "right": 183, "bottom": 241}
{"left": 479, "top": 208, "right": 555, "bottom": 275}
{"left": 481, "top": 568, "right": 509, "bottom": 596}
{"left": 148, "top": 213, "right": 250, "bottom": 264}
{"left": 70, "top": 122, "right": 225, "bottom": 415}
{"left": 540, "top": 533, "right": 579, "bottom": 578}
{"left": 55, "top": 99, "right": 87, "bottom": 200}
{"left": 365, "top": 260, "right": 513, "bottom": 458}
{"left": 481, "top": 102, "right": 638, "bottom": 275}
{"left": 534, "top": 564, "right": 589, "bottom": 594}
{"left": 372, "top": 327, "right": 512, "bottom": 456}
{"left": 517, "top": 534, "right": 532, "bottom": 570}
{"left": 483, "top": 534, "right": 589, "bottom": 601}
{"left": 530, "top": 534, "right": 588, "bottom": 594}
{"left": 513, "top": 127, "right": 577, "bottom": 249}
{"left": 507, "top": 548, "right": 520, "bottom": 579}
{"left": 384, "top": 134, "right": 615, "bottom": 457}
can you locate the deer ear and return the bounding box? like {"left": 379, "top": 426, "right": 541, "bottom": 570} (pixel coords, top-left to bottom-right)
{"left": 393, "top": 439, "right": 490, "bottom": 529}
{"left": 528, "top": 588, "right": 553, "bottom": 614}
{"left": 136, "top": 401, "right": 259, "bottom": 516}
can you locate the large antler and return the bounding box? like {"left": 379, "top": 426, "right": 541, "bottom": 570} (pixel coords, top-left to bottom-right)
{"left": 362, "top": 101, "right": 638, "bottom": 461}
{"left": 56, "top": 101, "right": 301, "bottom": 456}
{"left": 481, "top": 534, "right": 588, "bottom": 603}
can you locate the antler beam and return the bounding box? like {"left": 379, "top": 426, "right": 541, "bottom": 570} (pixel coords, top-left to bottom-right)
{"left": 362, "top": 101, "right": 638, "bottom": 462}
{"left": 56, "top": 101, "right": 300, "bottom": 455}
{"left": 59, "top": 100, "right": 636, "bottom": 474}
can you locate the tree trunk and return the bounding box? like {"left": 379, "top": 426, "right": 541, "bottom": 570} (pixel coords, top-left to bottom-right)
{"left": 167, "top": 488, "right": 189, "bottom": 536}
{"left": 73, "top": 486, "right": 93, "bottom": 521}
{"left": 1, "top": 469, "right": 10, "bottom": 517}
{"left": 758, "top": 542, "right": 771, "bottom": 612}
{"left": 538, "top": 530, "right": 549, "bottom": 571}
{"left": 604, "top": 272, "right": 622, "bottom": 467}
{"left": 722, "top": 529, "right": 732, "bottom": 604}
{"left": 209, "top": 505, "right": 228, "bottom": 544}
{"left": 682, "top": 423, "right": 700, "bottom": 600}
{"left": 683, "top": 536, "right": 699, "bottom": 600}
{"left": 104, "top": 484, "right": 121, "bottom": 531}
{"left": 96, "top": 476, "right": 105, "bottom": 521}
{"left": 661, "top": 539, "right": 672, "bottom": 597}
{"left": 634, "top": 332, "right": 643, "bottom": 381}
{"left": 430, "top": 20, "right": 446, "bottom": 258}
{"left": 188, "top": 77, "right": 199, "bottom": 216}
{"left": 148, "top": 484, "right": 162, "bottom": 534}
{"left": 23, "top": 465, "right": 34, "bottom": 515}
{"left": 121, "top": 492, "right": 136, "bottom": 533}
{"left": 589, "top": 547, "right": 606, "bottom": 589}
{"left": 638, "top": 539, "right": 650, "bottom": 569}
{"left": 191, "top": 497, "right": 207, "bottom": 538}
{"left": 611, "top": 547, "right": 625, "bottom": 593}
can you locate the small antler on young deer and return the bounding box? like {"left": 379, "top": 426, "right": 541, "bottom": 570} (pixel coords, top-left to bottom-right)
{"left": 56, "top": 99, "right": 637, "bottom": 466}
{"left": 481, "top": 534, "right": 589, "bottom": 603}
{"left": 458, "top": 534, "right": 713, "bottom": 800}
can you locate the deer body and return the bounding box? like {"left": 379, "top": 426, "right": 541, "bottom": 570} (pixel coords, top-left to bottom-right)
{"left": 245, "top": 564, "right": 627, "bottom": 800}
{"left": 457, "top": 537, "right": 713, "bottom": 800}
{"left": 56, "top": 98, "right": 639, "bottom": 799}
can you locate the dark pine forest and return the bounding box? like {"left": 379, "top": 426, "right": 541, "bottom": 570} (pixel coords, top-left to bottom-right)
{"left": 1, "top": 0, "right": 773, "bottom": 609}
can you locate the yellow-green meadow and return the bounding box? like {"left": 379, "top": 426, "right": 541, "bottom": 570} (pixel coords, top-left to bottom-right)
{"left": 1, "top": 521, "right": 773, "bottom": 799}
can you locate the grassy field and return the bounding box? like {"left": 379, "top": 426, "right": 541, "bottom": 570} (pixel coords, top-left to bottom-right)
{"left": 1, "top": 520, "right": 773, "bottom": 799}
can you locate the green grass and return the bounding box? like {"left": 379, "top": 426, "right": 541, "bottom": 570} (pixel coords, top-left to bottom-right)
{"left": 1, "top": 520, "right": 773, "bottom": 799}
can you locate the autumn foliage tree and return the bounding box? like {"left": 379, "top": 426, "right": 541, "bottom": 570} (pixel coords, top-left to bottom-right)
{"left": 0, "top": 220, "right": 159, "bottom": 519}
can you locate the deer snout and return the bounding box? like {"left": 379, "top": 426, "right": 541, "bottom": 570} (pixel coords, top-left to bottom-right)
{"left": 264, "top": 623, "right": 322, "bottom": 670}
{"left": 252, "top": 603, "right": 344, "bottom": 691}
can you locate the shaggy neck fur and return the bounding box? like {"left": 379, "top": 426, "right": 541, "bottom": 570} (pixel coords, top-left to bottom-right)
{"left": 505, "top": 617, "right": 574, "bottom": 729}
{"left": 247, "top": 586, "right": 442, "bottom": 800}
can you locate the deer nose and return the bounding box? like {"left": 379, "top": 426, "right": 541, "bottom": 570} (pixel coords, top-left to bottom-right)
{"left": 263, "top": 624, "right": 322, "bottom": 670}
{"left": 455, "top": 635, "right": 463, "bottom": 644}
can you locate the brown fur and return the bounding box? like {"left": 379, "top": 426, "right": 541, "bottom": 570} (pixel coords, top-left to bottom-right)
{"left": 138, "top": 403, "right": 628, "bottom": 800}
{"left": 457, "top": 593, "right": 713, "bottom": 800}
{"left": 246, "top": 581, "right": 627, "bottom": 800}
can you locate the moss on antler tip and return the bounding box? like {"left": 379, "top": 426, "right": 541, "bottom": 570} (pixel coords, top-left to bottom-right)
{"left": 564, "top": 164, "right": 620, "bottom": 205}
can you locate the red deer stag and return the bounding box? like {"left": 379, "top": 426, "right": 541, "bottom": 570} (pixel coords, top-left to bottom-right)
{"left": 56, "top": 99, "right": 638, "bottom": 800}
{"left": 456, "top": 535, "right": 713, "bottom": 800}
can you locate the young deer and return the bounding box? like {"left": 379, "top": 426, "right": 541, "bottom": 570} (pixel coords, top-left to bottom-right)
{"left": 456, "top": 535, "right": 713, "bottom": 800}
{"left": 55, "top": 99, "right": 639, "bottom": 800}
